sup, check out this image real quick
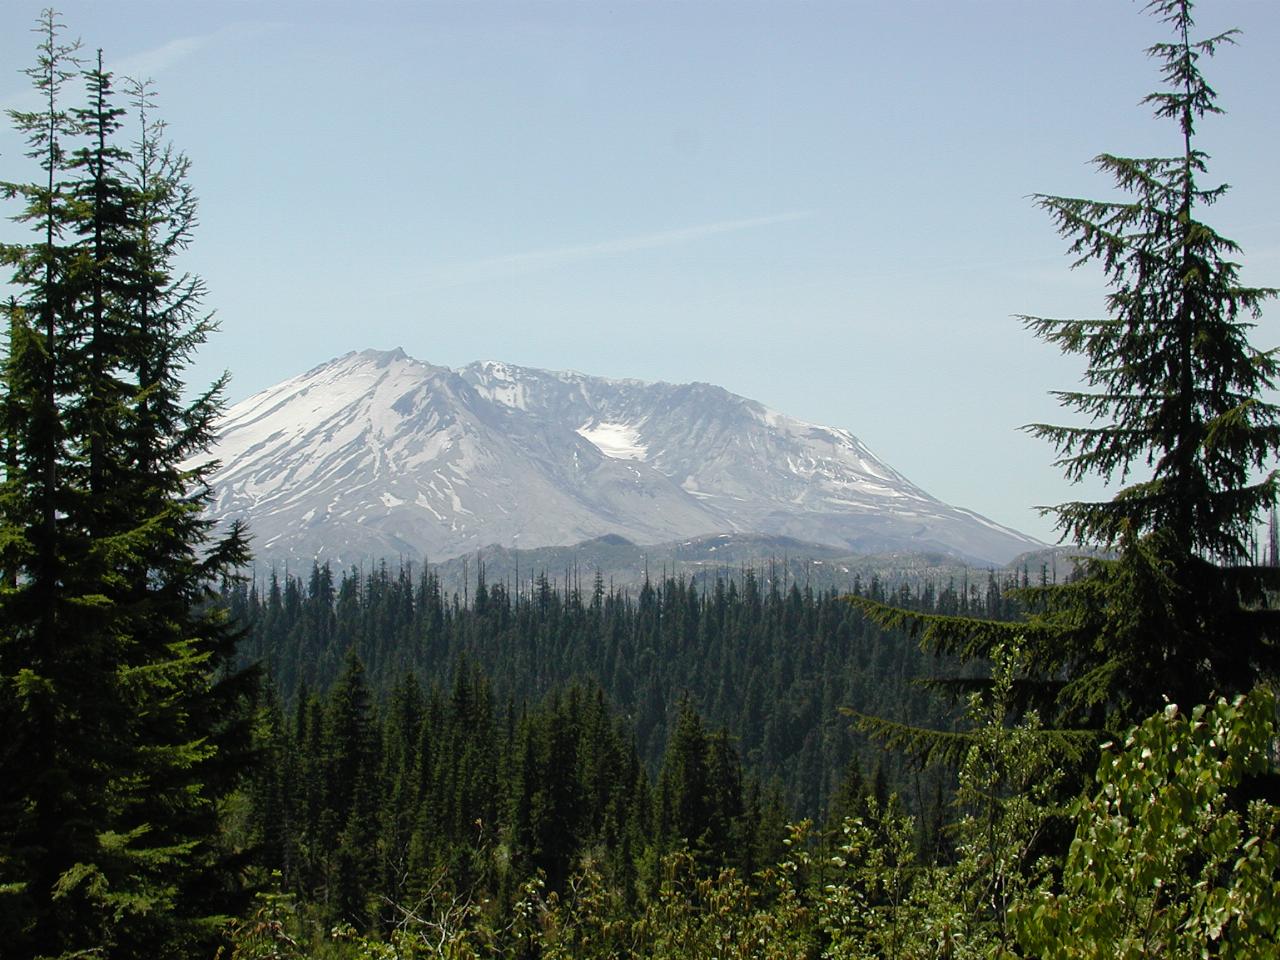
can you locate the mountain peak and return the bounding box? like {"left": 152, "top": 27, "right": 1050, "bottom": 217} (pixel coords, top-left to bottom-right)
{"left": 203, "top": 350, "right": 1041, "bottom": 566}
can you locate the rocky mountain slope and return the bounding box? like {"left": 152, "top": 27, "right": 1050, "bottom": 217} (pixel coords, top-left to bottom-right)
{"left": 201, "top": 349, "right": 1041, "bottom": 566}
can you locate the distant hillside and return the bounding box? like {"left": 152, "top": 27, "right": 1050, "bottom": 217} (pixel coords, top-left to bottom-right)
{"left": 291, "top": 532, "right": 1091, "bottom": 600}
{"left": 203, "top": 349, "right": 1043, "bottom": 567}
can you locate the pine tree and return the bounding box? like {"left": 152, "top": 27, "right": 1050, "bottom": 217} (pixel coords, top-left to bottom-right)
{"left": 0, "top": 12, "right": 94, "bottom": 952}
{"left": 1019, "top": 0, "right": 1280, "bottom": 719}
{"left": 0, "top": 15, "right": 253, "bottom": 958}
{"left": 857, "top": 0, "right": 1279, "bottom": 735}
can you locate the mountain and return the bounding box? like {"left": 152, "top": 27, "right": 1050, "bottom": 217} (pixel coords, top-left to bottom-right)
{"left": 201, "top": 349, "right": 1042, "bottom": 566}
{"left": 418, "top": 533, "right": 1078, "bottom": 602}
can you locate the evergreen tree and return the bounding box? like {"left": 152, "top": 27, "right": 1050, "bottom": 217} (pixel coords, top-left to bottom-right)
{"left": 0, "top": 12, "right": 95, "bottom": 952}
{"left": 1019, "top": 0, "right": 1280, "bottom": 719}
{"left": 0, "top": 15, "right": 253, "bottom": 958}
{"left": 323, "top": 650, "right": 379, "bottom": 924}
{"left": 857, "top": 0, "right": 1279, "bottom": 735}
{"left": 654, "top": 698, "right": 750, "bottom": 869}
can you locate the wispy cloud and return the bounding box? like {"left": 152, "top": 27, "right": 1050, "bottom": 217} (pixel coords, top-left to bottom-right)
{"left": 426, "top": 211, "right": 812, "bottom": 289}
{"left": 108, "top": 35, "right": 209, "bottom": 84}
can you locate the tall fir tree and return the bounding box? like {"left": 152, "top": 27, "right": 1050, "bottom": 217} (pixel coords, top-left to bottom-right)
{"left": 857, "top": 0, "right": 1279, "bottom": 736}
{"left": 0, "top": 13, "right": 253, "bottom": 959}
{"left": 1020, "top": 0, "right": 1280, "bottom": 721}
{"left": 0, "top": 10, "right": 93, "bottom": 953}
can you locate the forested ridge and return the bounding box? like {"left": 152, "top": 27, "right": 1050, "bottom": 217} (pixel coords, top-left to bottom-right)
{"left": 4, "top": 1, "right": 1280, "bottom": 957}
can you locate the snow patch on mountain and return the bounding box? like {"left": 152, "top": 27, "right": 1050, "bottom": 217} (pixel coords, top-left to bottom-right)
{"left": 576, "top": 421, "right": 647, "bottom": 461}
{"left": 200, "top": 349, "right": 1043, "bottom": 566}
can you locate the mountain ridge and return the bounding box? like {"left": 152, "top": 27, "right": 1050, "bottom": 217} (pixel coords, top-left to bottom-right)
{"left": 408, "top": 533, "right": 1090, "bottom": 602}
{"left": 201, "top": 348, "right": 1042, "bottom": 566}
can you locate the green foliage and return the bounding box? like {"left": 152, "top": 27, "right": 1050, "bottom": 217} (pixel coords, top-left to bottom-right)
{"left": 655, "top": 697, "right": 750, "bottom": 869}
{"left": 530, "top": 845, "right": 815, "bottom": 960}
{"left": 1016, "top": 687, "right": 1280, "bottom": 959}
{"left": 1026, "top": 0, "right": 1279, "bottom": 557}
{"left": 0, "top": 11, "right": 253, "bottom": 958}
{"left": 223, "top": 669, "right": 1280, "bottom": 960}
{"left": 1019, "top": 0, "right": 1280, "bottom": 720}
{"left": 217, "top": 887, "right": 308, "bottom": 960}
{"left": 239, "top": 665, "right": 655, "bottom": 937}
{"left": 817, "top": 644, "right": 1061, "bottom": 959}
{"left": 230, "top": 561, "right": 971, "bottom": 823}
{"left": 492, "top": 641, "right": 1064, "bottom": 960}
{"left": 930, "top": 646, "right": 1062, "bottom": 954}
{"left": 854, "top": 0, "right": 1280, "bottom": 748}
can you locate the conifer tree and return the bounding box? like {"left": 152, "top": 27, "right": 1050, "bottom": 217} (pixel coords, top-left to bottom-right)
{"left": 0, "top": 11, "right": 93, "bottom": 952}
{"left": 1016, "top": 0, "right": 1280, "bottom": 720}
{"left": 857, "top": 0, "right": 1279, "bottom": 733}
{"left": 0, "top": 14, "right": 253, "bottom": 958}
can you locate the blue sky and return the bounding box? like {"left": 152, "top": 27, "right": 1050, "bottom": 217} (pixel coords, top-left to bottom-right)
{"left": 3, "top": 1, "right": 1278, "bottom": 546}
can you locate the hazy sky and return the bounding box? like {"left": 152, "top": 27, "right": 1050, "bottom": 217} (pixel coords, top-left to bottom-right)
{"left": 2, "top": 1, "right": 1278, "bottom": 546}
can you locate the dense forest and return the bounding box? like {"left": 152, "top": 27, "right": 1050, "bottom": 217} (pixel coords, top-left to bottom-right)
{"left": 225, "top": 562, "right": 1023, "bottom": 818}
{"left": 4, "top": 1, "right": 1280, "bottom": 958}
{"left": 218, "top": 561, "right": 1051, "bottom": 951}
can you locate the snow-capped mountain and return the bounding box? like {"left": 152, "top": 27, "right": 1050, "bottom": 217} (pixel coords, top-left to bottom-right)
{"left": 201, "top": 349, "right": 1041, "bottom": 566}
